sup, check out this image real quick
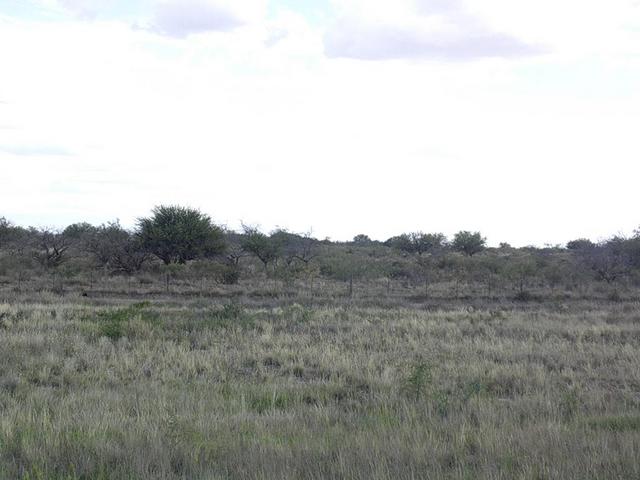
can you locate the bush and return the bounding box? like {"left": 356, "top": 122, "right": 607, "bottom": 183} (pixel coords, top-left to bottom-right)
{"left": 137, "top": 205, "right": 226, "bottom": 265}
{"left": 96, "top": 302, "right": 157, "bottom": 340}
{"left": 207, "top": 303, "right": 254, "bottom": 330}
{"left": 209, "top": 263, "right": 240, "bottom": 285}
{"left": 402, "top": 360, "right": 432, "bottom": 401}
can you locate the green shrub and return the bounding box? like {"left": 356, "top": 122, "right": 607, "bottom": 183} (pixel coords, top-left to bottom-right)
{"left": 402, "top": 361, "right": 432, "bottom": 401}
{"left": 208, "top": 303, "right": 254, "bottom": 330}
{"left": 96, "top": 302, "right": 157, "bottom": 340}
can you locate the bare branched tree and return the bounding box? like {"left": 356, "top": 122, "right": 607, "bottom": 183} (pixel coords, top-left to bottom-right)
{"left": 578, "top": 238, "right": 630, "bottom": 284}
{"left": 32, "top": 228, "right": 73, "bottom": 270}
{"left": 85, "top": 221, "right": 149, "bottom": 274}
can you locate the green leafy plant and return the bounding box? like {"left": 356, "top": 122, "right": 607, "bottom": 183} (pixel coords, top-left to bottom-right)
{"left": 402, "top": 360, "right": 433, "bottom": 401}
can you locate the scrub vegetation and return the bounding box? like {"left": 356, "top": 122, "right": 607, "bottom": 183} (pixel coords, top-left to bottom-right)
{"left": 1, "top": 207, "right": 639, "bottom": 479}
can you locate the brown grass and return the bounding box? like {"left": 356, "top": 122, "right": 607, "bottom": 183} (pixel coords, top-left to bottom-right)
{"left": 0, "top": 280, "right": 639, "bottom": 479}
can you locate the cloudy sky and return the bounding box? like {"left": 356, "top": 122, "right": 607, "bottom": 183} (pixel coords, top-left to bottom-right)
{"left": 1, "top": 0, "right": 639, "bottom": 246}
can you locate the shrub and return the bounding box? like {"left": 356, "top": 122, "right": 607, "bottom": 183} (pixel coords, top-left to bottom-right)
{"left": 402, "top": 361, "right": 432, "bottom": 401}
{"left": 137, "top": 205, "right": 226, "bottom": 265}
{"left": 96, "top": 302, "right": 156, "bottom": 340}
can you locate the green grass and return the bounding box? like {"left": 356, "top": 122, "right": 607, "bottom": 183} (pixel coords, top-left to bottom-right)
{"left": 0, "top": 291, "right": 639, "bottom": 479}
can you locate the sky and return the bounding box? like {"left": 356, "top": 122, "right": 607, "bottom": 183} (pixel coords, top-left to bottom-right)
{"left": 1, "top": 0, "right": 639, "bottom": 246}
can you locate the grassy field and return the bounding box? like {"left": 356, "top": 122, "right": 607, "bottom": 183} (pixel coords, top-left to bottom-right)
{"left": 1, "top": 284, "right": 640, "bottom": 479}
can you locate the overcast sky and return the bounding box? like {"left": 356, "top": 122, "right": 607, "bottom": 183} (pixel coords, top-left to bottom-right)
{"left": 1, "top": 0, "right": 639, "bottom": 246}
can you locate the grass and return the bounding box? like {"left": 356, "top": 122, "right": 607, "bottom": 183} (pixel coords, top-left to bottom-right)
{"left": 0, "top": 283, "right": 639, "bottom": 479}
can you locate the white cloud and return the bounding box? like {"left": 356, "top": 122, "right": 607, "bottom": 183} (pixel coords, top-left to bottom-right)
{"left": 324, "top": 0, "right": 543, "bottom": 60}
{"left": 0, "top": 2, "right": 639, "bottom": 245}
{"left": 149, "top": 0, "right": 242, "bottom": 37}
{"left": 462, "top": 0, "right": 640, "bottom": 58}
{"left": 57, "top": 0, "right": 113, "bottom": 19}
{"left": 41, "top": 0, "right": 269, "bottom": 36}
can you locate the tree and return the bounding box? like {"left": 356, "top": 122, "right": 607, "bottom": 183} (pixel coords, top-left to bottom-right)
{"left": 0, "top": 217, "right": 27, "bottom": 252}
{"left": 386, "top": 232, "right": 447, "bottom": 296}
{"left": 63, "top": 222, "right": 97, "bottom": 241}
{"left": 270, "top": 229, "right": 318, "bottom": 266}
{"left": 386, "top": 232, "right": 446, "bottom": 256}
{"left": 576, "top": 238, "right": 630, "bottom": 284}
{"left": 269, "top": 229, "right": 300, "bottom": 265}
{"left": 270, "top": 229, "right": 319, "bottom": 289}
{"left": 0, "top": 218, "right": 33, "bottom": 290}
{"left": 240, "top": 225, "right": 280, "bottom": 271}
{"left": 32, "top": 228, "right": 73, "bottom": 270}
{"left": 624, "top": 237, "right": 640, "bottom": 270}
{"left": 410, "top": 232, "right": 447, "bottom": 255}
{"left": 566, "top": 238, "right": 595, "bottom": 251}
{"left": 505, "top": 257, "right": 537, "bottom": 296}
{"left": 223, "top": 231, "right": 251, "bottom": 266}
{"left": 352, "top": 234, "right": 372, "bottom": 245}
{"left": 472, "top": 255, "right": 504, "bottom": 297}
{"left": 385, "top": 234, "right": 412, "bottom": 253}
{"left": 321, "top": 250, "right": 371, "bottom": 297}
{"left": 452, "top": 231, "right": 486, "bottom": 257}
{"left": 109, "top": 238, "right": 149, "bottom": 274}
{"left": 542, "top": 259, "right": 571, "bottom": 293}
{"left": 0, "top": 217, "right": 14, "bottom": 250}
{"left": 85, "top": 221, "right": 125, "bottom": 268}
{"left": 86, "top": 221, "right": 148, "bottom": 274}
{"left": 137, "top": 205, "right": 226, "bottom": 265}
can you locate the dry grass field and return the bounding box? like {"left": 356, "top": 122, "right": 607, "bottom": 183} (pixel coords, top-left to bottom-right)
{"left": 1, "top": 281, "right": 639, "bottom": 479}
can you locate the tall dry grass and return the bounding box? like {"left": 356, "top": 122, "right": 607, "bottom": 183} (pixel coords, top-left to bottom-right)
{"left": 0, "top": 284, "right": 639, "bottom": 478}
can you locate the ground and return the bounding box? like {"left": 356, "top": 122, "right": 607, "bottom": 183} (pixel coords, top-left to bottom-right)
{"left": 0, "top": 285, "right": 639, "bottom": 479}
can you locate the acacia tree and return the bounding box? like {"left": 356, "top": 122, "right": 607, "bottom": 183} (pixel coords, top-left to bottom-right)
{"left": 137, "top": 205, "right": 226, "bottom": 265}
{"left": 268, "top": 229, "right": 318, "bottom": 266}
{"left": 0, "top": 218, "right": 33, "bottom": 289}
{"left": 566, "top": 238, "right": 595, "bottom": 251}
{"left": 505, "top": 256, "right": 538, "bottom": 297}
{"left": 85, "top": 222, "right": 123, "bottom": 268}
{"left": 386, "top": 232, "right": 446, "bottom": 256}
{"left": 223, "top": 231, "right": 251, "bottom": 266}
{"left": 452, "top": 231, "right": 486, "bottom": 257}
{"left": 322, "top": 250, "right": 371, "bottom": 297}
{"left": 30, "top": 228, "right": 74, "bottom": 291}
{"left": 352, "top": 234, "right": 372, "bottom": 245}
{"left": 240, "top": 225, "right": 280, "bottom": 272}
{"left": 0, "top": 217, "right": 17, "bottom": 250}
{"left": 472, "top": 255, "right": 504, "bottom": 298}
{"left": 578, "top": 238, "right": 630, "bottom": 285}
{"left": 32, "top": 228, "right": 73, "bottom": 270}
{"left": 387, "top": 232, "right": 447, "bottom": 296}
{"left": 63, "top": 222, "right": 97, "bottom": 242}
{"left": 86, "top": 221, "right": 149, "bottom": 274}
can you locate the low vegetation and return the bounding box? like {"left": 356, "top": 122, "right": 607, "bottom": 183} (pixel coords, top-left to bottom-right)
{"left": 1, "top": 289, "right": 640, "bottom": 479}
{"left": 1, "top": 207, "right": 639, "bottom": 478}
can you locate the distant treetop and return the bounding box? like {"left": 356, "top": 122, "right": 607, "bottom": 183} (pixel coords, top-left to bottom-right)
{"left": 452, "top": 231, "right": 486, "bottom": 257}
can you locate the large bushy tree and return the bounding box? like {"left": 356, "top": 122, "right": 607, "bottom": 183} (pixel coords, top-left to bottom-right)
{"left": 566, "top": 238, "right": 595, "bottom": 251}
{"left": 386, "top": 232, "right": 447, "bottom": 256}
{"left": 452, "top": 231, "right": 486, "bottom": 257}
{"left": 0, "top": 217, "right": 25, "bottom": 251}
{"left": 137, "top": 206, "right": 226, "bottom": 265}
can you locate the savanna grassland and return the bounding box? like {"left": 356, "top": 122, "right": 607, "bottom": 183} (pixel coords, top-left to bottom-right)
{"left": 1, "top": 278, "right": 639, "bottom": 479}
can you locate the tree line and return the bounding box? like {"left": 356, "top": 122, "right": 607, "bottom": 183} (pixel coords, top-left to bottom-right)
{"left": 1, "top": 205, "right": 640, "bottom": 298}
